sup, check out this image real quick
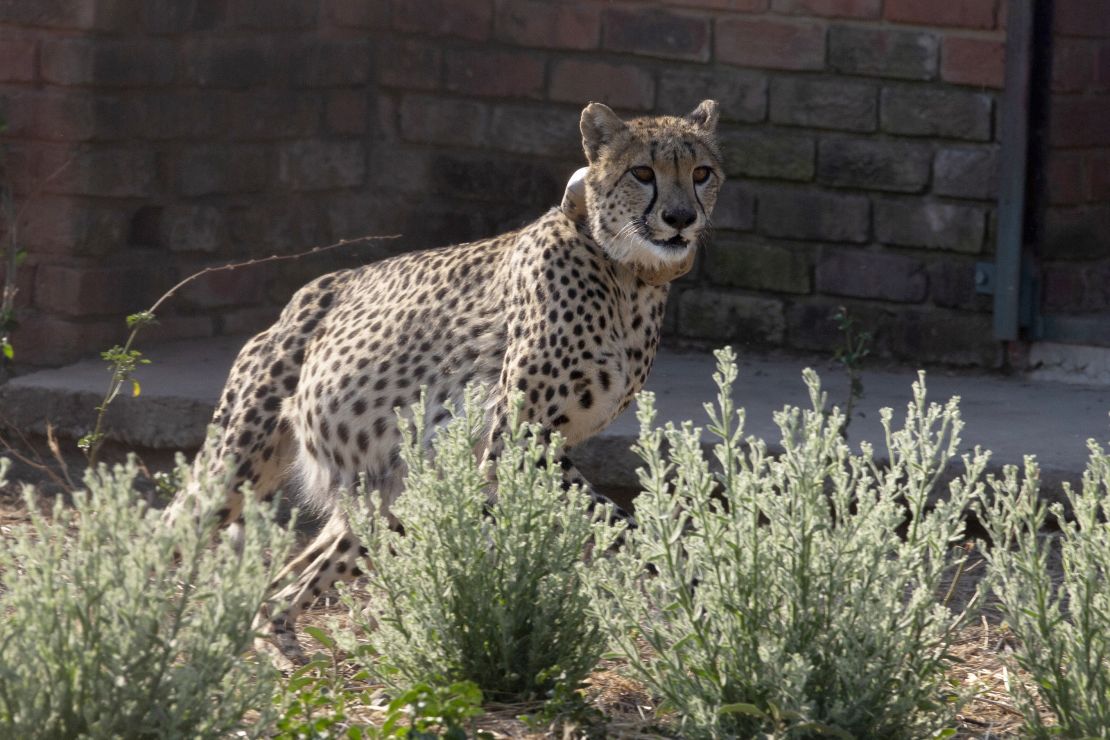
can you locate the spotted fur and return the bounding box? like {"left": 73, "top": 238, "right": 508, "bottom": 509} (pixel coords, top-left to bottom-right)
{"left": 166, "top": 100, "right": 724, "bottom": 662}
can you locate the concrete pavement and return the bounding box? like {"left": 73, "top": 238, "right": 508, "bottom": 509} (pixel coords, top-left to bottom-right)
{"left": 2, "top": 336, "right": 1108, "bottom": 501}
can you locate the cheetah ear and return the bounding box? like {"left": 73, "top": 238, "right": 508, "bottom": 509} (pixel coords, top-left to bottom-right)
{"left": 580, "top": 102, "right": 627, "bottom": 164}
{"left": 686, "top": 99, "right": 720, "bottom": 133}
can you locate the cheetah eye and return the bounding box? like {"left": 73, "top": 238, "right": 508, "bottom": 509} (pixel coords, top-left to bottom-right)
{"left": 630, "top": 166, "right": 655, "bottom": 184}
{"left": 692, "top": 166, "right": 712, "bottom": 185}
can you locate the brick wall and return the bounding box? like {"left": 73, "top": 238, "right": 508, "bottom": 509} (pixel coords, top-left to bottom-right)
{"left": 1041, "top": 0, "right": 1110, "bottom": 320}
{"left": 0, "top": 0, "right": 1016, "bottom": 367}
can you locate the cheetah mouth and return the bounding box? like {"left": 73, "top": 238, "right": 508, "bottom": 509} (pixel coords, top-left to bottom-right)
{"left": 653, "top": 236, "right": 689, "bottom": 250}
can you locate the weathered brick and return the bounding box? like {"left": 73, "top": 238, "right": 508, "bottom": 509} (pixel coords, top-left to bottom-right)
{"left": 658, "top": 67, "right": 766, "bottom": 122}
{"left": 874, "top": 199, "right": 986, "bottom": 252}
{"left": 226, "top": 198, "right": 329, "bottom": 256}
{"left": 41, "top": 38, "right": 176, "bottom": 86}
{"left": 18, "top": 196, "right": 130, "bottom": 257}
{"left": 758, "top": 187, "right": 870, "bottom": 242}
{"left": 678, "top": 288, "right": 785, "bottom": 344}
{"left": 716, "top": 18, "right": 826, "bottom": 71}
{"left": 769, "top": 77, "right": 877, "bottom": 132}
{"left": 817, "top": 248, "right": 926, "bottom": 302}
{"left": 1098, "top": 42, "right": 1110, "bottom": 87}
{"left": 425, "top": 153, "right": 561, "bottom": 205}
{"left": 720, "top": 129, "right": 815, "bottom": 181}
{"left": 161, "top": 205, "right": 227, "bottom": 253}
{"left": 0, "top": 91, "right": 106, "bottom": 141}
{"left": 230, "top": 0, "right": 316, "bottom": 28}
{"left": 135, "top": 92, "right": 221, "bottom": 140}
{"left": 35, "top": 263, "right": 162, "bottom": 317}
{"left": 1052, "top": 40, "right": 1096, "bottom": 93}
{"left": 488, "top": 105, "right": 582, "bottom": 158}
{"left": 279, "top": 140, "right": 366, "bottom": 191}
{"left": 1054, "top": 0, "right": 1110, "bottom": 38}
{"left": 143, "top": 313, "right": 215, "bottom": 343}
{"left": 884, "top": 0, "right": 996, "bottom": 29}
{"left": 142, "top": 0, "right": 225, "bottom": 34}
{"left": 660, "top": 0, "right": 767, "bottom": 9}
{"left": 377, "top": 39, "right": 441, "bottom": 90}
{"left": 400, "top": 95, "right": 489, "bottom": 147}
{"left": 325, "top": 0, "right": 389, "bottom": 29}
{"left": 326, "top": 91, "right": 368, "bottom": 135}
{"left": 942, "top": 36, "right": 1005, "bottom": 88}
{"left": 1044, "top": 205, "right": 1110, "bottom": 261}
{"left": 829, "top": 26, "right": 938, "bottom": 80}
{"left": 934, "top": 146, "right": 999, "bottom": 200}
{"left": 893, "top": 309, "right": 997, "bottom": 366}
{"left": 1089, "top": 153, "right": 1110, "bottom": 201}
{"left": 817, "top": 137, "right": 931, "bottom": 192}
{"left": 42, "top": 147, "right": 157, "bottom": 198}
{"left": 12, "top": 314, "right": 126, "bottom": 366}
{"left": 881, "top": 86, "right": 992, "bottom": 141}
{"left": 291, "top": 40, "right": 372, "bottom": 87}
{"left": 185, "top": 38, "right": 279, "bottom": 88}
{"left": 226, "top": 91, "right": 320, "bottom": 140}
{"left": 0, "top": 34, "right": 37, "bottom": 81}
{"left": 705, "top": 236, "right": 811, "bottom": 293}
{"left": 928, "top": 259, "right": 988, "bottom": 310}
{"left": 712, "top": 180, "right": 756, "bottom": 231}
{"left": 549, "top": 60, "right": 654, "bottom": 110}
{"left": 496, "top": 0, "right": 600, "bottom": 50}
{"left": 1050, "top": 96, "right": 1110, "bottom": 148}
{"left": 179, "top": 265, "right": 267, "bottom": 309}
{"left": 220, "top": 305, "right": 282, "bottom": 336}
{"left": 392, "top": 0, "right": 493, "bottom": 41}
{"left": 771, "top": 0, "right": 879, "bottom": 18}
{"left": 786, "top": 300, "right": 895, "bottom": 355}
{"left": 446, "top": 49, "right": 545, "bottom": 99}
{"left": 177, "top": 144, "right": 270, "bottom": 196}
{"left": 0, "top": 0, "right": 138, "bottom": 31}
{"left": 602, "top": 7, "right": 710, "bottom": 62}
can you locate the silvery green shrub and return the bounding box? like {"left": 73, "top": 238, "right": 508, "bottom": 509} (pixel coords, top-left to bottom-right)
{"left": 980, "top": 443, "right": 1110, "bottom": 737}
{"left": 587, "top": 348, "right": 988, "bottom": 738}
{"left": 338, "top": 388, "right": 622, "bottom": 701}
{"left": 0, "top": 452, "right": 294, "bottom": 739}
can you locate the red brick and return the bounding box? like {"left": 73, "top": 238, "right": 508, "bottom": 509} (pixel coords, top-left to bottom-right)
{"left": 1052, "top": 40, "right": 1096, "bottom": 93}
{"left": 771, "top": 0, "right": 879, "bottom": 18}
{"left": 1050, "top": 96, "right": 1110, "bottom": 148}
{"left": 41, "top": 38, "right": 175, "bottom": 87}
{"left": 291, "top": 40, "right": 372, "bottom": 87}
{"left": 185, "top": 38, "right": 282, "bottom": 89}
{"left": 12, "top": 313, "right": 126, "bottom": 366}
{"left": 942, "top": 36, "right": 1005, "bottom": 88}
{"left": 0, "top": 35, "right": 37, "bottom": 82}
{"left": 160, "top": 205, "right": 228, "bottom": 253}
{"left": 0, "top": 0, "right": 138, "bottom": 32}
{"left": 716, "top": 18, "right": 826, "bottom": 71}
{"left": 602, "top": 8, "right": 711, "bottom": 62}
{"left": 179, "top": 266, "right": 267, "bottom": 309}
{"left": 496, "top": 0, "right": 600, "bottom": 50}
{"left": 377, "top": 39, "right": 441, "bottom": 90}
{"left": 884, "top": 0, "right": 996, "bottom": 29}
{"left": 18, "top": 196, "right": 130, "bottom": 257}
{"left": 1054, "top": 0, "right": 1110, "bottom": 38}
{"left": 445, "top": 49, "right": 544, "bottom": 99}
{"left": 659, "top": 0, "right": 768, "bottom": 10}
{"left": 400, "top": 94, "right": 489, "bottom": 147}
{"left": 1, "top": 91, "right": 99, "bottom": 140}
{"left": 1099, "top": 42, "right": 1110, "bottom": 87}
{"left": 325, "top": 0, "right": 390, "bottom": 28}
{"left": 42, "top": 147, "right": 157, "bottom": 198}
{"left": 392, "top": 0, "right": 493, "bottom": 41}
{"left": 278, "top": 140, "right": 366, "bottom": 191}
{"left": 143, "top": 313, "right": 215, "bottom": 343}
{"left": 176, "top": 144, "right": 271, "bottom": 196}
{"left": 229, "top": 0, "right": 317, "bottom": 29}
{"left": 224, "top": 91, "right": 321, "bottom": 140}
{"left": 1047, "top": 152, "right": 1086, "bottom": 205}
{"left": 326, "top": 91, "right": 368, "bottom": 135}
{"left": 0, "top": 263, "right": 35, "bottom": 309}
{"left": 549, "top": 60, "right": 655, "bottom": 110}
{"left": 1087, "top": 153, "right": 1110, "bottom": 201}
{"left": 34, "top": 264, "right": 163, "bottom": 317}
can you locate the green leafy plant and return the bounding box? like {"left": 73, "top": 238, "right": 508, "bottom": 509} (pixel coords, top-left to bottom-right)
{"left": 832, "top": 305, "right": 872, "bottom": 430}
{"left": 338, "top": 387, "right": 622, "bottom": 703}
{"left": 979, "top": 442, "right": 1110, "bottom": 737}
{"left": 588, "top": 348, "right": 988, "bottom": 738}
{"left": 0, "top": 452, "right": 295, "bottom": 739}
{"left": 378, "top": 681, "right": 490, "bottom": 739}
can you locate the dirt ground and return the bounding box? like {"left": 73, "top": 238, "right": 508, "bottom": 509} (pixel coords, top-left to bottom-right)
{"left": 0, "top": 433, "right": 1057, "bottom": 738}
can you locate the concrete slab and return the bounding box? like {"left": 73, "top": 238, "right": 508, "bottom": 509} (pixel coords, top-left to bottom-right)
{"left": 2, "top": 336, "right": 1108, "bottom": 498}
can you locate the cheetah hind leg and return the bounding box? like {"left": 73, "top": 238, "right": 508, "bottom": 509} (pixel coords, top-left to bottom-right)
{"left": 256, "top": 507, "right": 367, "bottom": 665}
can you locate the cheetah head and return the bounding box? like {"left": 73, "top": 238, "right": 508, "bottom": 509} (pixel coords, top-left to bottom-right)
{"left": 579, "top": 100, "right": 724, "bottom": 281}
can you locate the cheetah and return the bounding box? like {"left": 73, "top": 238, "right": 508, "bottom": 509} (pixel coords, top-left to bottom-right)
{"left": 167, "top": 99, "right": 724, "bottom": 661}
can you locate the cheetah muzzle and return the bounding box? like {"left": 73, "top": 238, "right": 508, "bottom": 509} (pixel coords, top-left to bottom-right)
{"left": 165, "top": 99, "right": 725, "bottom": 663}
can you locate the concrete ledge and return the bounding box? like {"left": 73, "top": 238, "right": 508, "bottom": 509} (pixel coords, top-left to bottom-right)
{"left": 3, "top": 336, "right": 1109, "bottom": 501}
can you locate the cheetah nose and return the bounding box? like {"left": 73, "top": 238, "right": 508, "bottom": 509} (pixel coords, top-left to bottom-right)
{"left": 661, "top": 207, "right": 696, "bottom": 230}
